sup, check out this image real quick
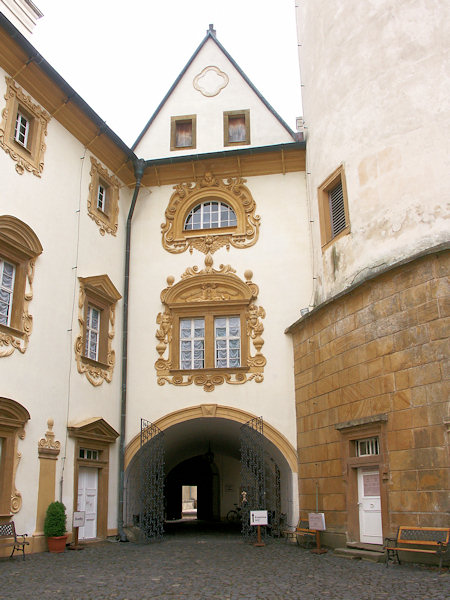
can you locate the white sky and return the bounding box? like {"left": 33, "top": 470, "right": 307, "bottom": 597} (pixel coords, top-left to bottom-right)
{"left": 31, "top": 0, "right": 302, "bottom": 148}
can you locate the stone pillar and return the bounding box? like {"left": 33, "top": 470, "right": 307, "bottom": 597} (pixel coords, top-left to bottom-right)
{"left": 33, "top": 419, "right": 61, "bottom": 552}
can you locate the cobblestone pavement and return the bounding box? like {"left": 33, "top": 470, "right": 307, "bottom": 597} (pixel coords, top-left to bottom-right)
{"left": 1, "top": 522, "right": 448, "bottom": 600}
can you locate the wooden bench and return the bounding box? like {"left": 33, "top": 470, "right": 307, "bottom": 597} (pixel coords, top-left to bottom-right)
{"left": 295, "top": 520, "right": 318, "bottom": 548}
{"left": 384, "top": 526, "right": 450, "bottom": 572}
{"left": 0, "top": 521, "right": 29, "bottom": 560}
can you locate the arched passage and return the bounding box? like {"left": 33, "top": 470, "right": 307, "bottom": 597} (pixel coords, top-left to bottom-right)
{"left": 124, "top": 405, "right": 298, "bottom": 533}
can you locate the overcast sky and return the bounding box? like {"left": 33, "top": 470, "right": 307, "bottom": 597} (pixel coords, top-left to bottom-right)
{"left": 31, "top": 0, "right": 302, "bottom": 147}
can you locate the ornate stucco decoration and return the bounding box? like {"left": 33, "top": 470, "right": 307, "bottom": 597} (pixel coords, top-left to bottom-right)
{"left": 38, "top": 418, "right": 61, "bottom": 458}
{"left": 155, "top": 253, "right": 266, "bottom": 392}
{"left": 193, "top": 66, "right": 229, "bottom": 97}
{"left": 0, "top": 215, "right": 43, "bottom": 357}
{"left": 0, "top": 77, "right": 50, "bottom": 177}
{"left": 0, "top": 398, "right": 30, "bottom": 515}
{"left": 161, "top": 172, "right": 260, "bottom": 255}
{"left": 74, "top": 274, "right": 121, "bottom": 386}
{"left": 87, "top": 157, "right": 120, "bottom": 236}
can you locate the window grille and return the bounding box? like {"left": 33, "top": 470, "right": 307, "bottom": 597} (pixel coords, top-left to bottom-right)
{"left": 329, "top": 181, "right": 346, "bottom": 238}
{"left": 356, "top": 437, "right": 379, "bottom": 457}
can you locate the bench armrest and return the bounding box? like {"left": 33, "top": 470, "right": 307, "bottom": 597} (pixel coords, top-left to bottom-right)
{"left": 384, "top": 537, "right": 397, "bottom": 547}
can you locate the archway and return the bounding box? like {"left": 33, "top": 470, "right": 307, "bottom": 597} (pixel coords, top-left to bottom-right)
{"left": 124, "top": 405, "right": 298, "bottom": 535}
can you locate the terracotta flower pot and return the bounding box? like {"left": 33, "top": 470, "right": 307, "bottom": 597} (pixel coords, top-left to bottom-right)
{"left": 47, "top": 535, "right": 68, "bottom": 553}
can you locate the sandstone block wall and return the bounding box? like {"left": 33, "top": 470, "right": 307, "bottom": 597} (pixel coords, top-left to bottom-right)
{"left": 291, "top": 249, "right": 449, "bottom": 538}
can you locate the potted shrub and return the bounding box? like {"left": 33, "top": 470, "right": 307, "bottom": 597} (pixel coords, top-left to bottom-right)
{"left": 44, "top": 501, "right": 67, "bottom": 553}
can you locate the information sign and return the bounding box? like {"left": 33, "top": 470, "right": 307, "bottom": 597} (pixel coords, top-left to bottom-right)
{"left": 73, "top": 511, "right": 85, "bottom": 527}
{"left": 308, "top": 512, "right": 326, "bottom": 531}
{"left": 250, "top": 510, "right": 268, "bottom": 526}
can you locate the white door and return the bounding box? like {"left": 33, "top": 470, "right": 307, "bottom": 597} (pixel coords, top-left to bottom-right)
{"left": 77, "top": 467, "right": 98, "bottom": 540}
{"left": 358, "top": 467, "right": 382, "bottom": 544}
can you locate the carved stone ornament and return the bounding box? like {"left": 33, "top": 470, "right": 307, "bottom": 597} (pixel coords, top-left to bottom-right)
{"left": 74, "top": 275, "right": 121, "bottom": 386}
{"left": 161, "top": 172, "right": 260, "bottom": 255}
{"left": 0, "top": 77, "right": 50, "bottom": 177}
{"left": 38, "top": 418, "right": 61, "bottom": 458}
{"left": 87, "top": 157, "right": 120, "bottom": 236}
{"left": 0, "top": 215, "right": 43, "bottom": 358}
{"left": 155, "top": 254, "right": 266, "bottom": 392}
{"left": 193, "top": 66, "right": 229, "bottom": 97}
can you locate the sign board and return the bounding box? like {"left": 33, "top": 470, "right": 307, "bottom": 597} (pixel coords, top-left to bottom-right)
{"left": 250, "top": 510, "right": 268, "bottom": 526}
{"left": 308, "top": 512, "right": 326, "bottom": 531}
{"left": 73, "top": 511, "right": 85, "bottom": 527}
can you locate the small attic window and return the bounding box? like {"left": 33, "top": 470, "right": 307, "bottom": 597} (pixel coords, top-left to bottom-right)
{"left": 224, "top": 110, "right": 250, "bottom": 146}
{"left": 171, "top": 115, "right": 197, "bottom": 151}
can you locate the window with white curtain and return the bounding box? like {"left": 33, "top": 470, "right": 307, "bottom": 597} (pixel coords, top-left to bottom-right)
{"left": 0, "top": 259, "right": 15, "bottom": 326}
{"left": 215, "top": 316, "right": 241, "bottom": 368}
{"left": 85, "top": 305, "right": 100, "bottom": 361}
{"left": 180, "top": 318, "right": 205, "bottom": 369}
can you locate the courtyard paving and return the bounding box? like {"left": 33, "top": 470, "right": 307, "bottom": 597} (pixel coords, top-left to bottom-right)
{"left": 0, "top": 522, "right": 448, "bottom": 600}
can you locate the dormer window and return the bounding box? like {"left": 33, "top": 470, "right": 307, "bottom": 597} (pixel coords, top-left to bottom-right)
{"left": 184, "top": 201, "right": 237, "bottom": 231}
{"left": 224, "top": 110, "right": 250, "bottom": 146}
{"left": 14, "top": 112, "right": 30, "bottom": 148}
{"left": 171, "top": 115, "right": 197, "bottom": 151}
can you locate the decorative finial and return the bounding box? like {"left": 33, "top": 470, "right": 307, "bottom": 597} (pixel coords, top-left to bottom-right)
{"left": 208, "top": 24, "right": 216, "bottom": 37}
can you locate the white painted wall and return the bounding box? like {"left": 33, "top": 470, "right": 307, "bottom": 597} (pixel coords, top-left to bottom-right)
{"left": 126, "top": 170, "right": 311, "bottom": 449}
{"left": 296, "top": 0, "right": 450, "bottom": 304}
{"left": 134, "top": 37, "right": 294, "bottom": 159}
{"left": 0, "top": 70, "right": 131, "bottom": 535}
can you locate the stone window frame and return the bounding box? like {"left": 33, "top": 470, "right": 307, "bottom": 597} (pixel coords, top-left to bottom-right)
{"left": 0, "top": 215, "right": 43, "bottom": 357}
{"left": 223, "top": 109, "right": 250, "bottom": 146}
{"left": 318, "top": 165, "right": 350, "bottom": 250}
{"left": 0, "top": 397, "right": 30, "bottom": 518}
{"left": 170, "top": 115, "right": 197, "bottom": 151}
{"left": 155, "top": 255, "right": 266, "bottom": 392}
{"left": 68, "top": 418, "right": 119, "bottom": 541}
{"left": 74, "top": 275, "right": 121, "bottom": 386}
{"left": 161, "top": 172, "right": 260, "bottom": 255}
{"left": 87, "top": 157, "right": 120, "bottom": 236}
{"left": 0, "top": 77, "right": 50, "bottom": 177}
{"left": 335, "top": 414, "right": 390, "bottom": 543}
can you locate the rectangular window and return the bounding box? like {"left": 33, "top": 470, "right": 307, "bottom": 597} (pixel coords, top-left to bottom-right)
{"left": 224, "top": 110, "right": 250, "bottom": 146}
{"left": 356, "top": 437, "right": 379, "bottom": 457}
{"left": 180, "top": 318, "right": 205, "bottom": 369}
{"left": 85, "top": 305, "right": 101, "bottom": 361}
{"left": 14, "top": 111, "right": 30, "bottom": 147}
{"left": 329, "top": 181, "right": 346, "bottom": 238}
{"left": 170, "top": 115, "right": 197, "bottom": 151}
{"left": 0, "top": 259, "right": 15, "bottom": 326}
{"left": 79, "top": 447, "right": 99, "bottom": 460}
{"left": 318, "top": 165, "right": 350, "bottom": 249}
{"left": 97, "top": 183, "right": 106, "bottom": 212}
{"left": 215, "top": 316, "right": 241, "bottom": 368}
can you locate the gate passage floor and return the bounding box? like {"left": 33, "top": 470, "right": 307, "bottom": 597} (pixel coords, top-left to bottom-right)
{"left": 1, "top": 521, "right": 448, "bottom": 600}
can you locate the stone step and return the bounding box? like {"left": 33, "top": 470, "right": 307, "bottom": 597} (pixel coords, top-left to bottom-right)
{"left": 334, "top": 547, "right": 385, "bottom": 563}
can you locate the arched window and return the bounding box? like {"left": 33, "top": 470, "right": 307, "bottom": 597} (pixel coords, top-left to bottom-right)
{"left": 184, "top": 201, "right": 237, "bottom": 231}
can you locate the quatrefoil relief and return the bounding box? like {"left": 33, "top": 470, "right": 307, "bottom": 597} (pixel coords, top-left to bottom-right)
{"left": 193, "top": 66, "right": 229, "bottom": 97}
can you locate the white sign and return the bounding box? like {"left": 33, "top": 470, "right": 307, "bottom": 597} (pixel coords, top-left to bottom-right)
{"left": 308, "top": 512, "right": 326, "bottom": 531}
{"left": 250, "top": 510, "right": 268, "bottom": 526}
{"left": 73, "top": 511, "right": 85, "bottom": 527}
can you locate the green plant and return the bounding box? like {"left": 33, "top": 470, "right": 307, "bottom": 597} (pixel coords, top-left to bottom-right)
{"left": 44, "top": 501, "right": 67, "bottom": 537}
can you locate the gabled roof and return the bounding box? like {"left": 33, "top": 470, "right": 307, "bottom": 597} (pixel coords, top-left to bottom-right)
{"left": 132, "top": 25, "right": 298, "bottom": 151}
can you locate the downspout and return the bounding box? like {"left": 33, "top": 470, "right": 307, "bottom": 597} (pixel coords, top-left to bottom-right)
{"left": 117, "top": 158, "right": 147, "bottom": 542}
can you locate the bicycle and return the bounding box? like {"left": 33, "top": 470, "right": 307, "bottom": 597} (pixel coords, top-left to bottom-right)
{"left": 226, "top": 504, "right": 242, "bottom": 523}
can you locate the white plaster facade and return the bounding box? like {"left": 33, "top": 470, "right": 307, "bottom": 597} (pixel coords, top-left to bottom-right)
{"left": 296, "top": 0, "right": 450, "bottom": 304}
